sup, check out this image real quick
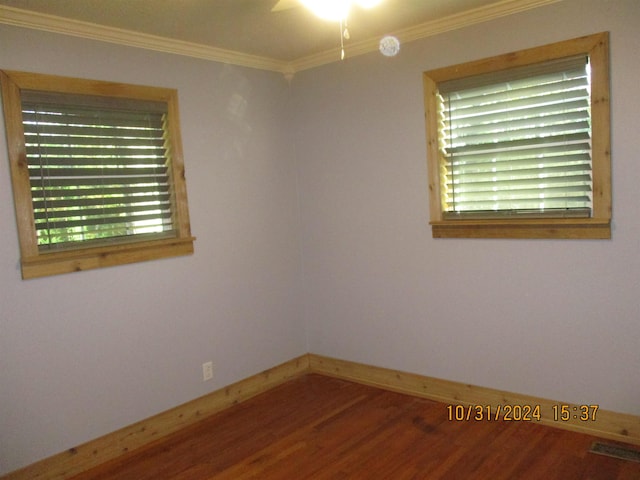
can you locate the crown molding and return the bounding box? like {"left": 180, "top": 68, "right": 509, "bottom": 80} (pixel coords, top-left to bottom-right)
{"left": 0, "top": 5, "right": 289, "bottom": 74}
{"left": 289, "top": 0, "right": 563, "bottom": 72}
{"left": 1, "top": 0, "right": 563, "bottom": 77}
{"left": 398, "top": 0, "right": 564, "bottom": 45}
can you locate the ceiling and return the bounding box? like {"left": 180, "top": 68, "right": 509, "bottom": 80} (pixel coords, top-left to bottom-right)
{"left": 0, "top": 0, "right": 561, "bottom": 74}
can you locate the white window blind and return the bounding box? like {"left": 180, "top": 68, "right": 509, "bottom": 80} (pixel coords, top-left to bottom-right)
{"left": 22, "top": 91, "right": 176, "bottom": 250}
{"left": 437, "top": 55, "right": 592, "bottom": 218}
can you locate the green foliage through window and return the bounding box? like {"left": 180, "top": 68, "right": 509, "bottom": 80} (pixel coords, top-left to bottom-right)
{"left": 22, "top": 91, "right": 176, "bottom": 250}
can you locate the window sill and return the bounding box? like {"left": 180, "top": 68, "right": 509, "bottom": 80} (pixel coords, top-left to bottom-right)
{"left": 430, "top": 218, "right": 611, "bottom": 239}
{"left": 21, "top": 236, "right": 196, "bottom": 279}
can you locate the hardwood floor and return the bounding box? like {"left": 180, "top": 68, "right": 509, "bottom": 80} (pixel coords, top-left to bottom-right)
{"left": 70, "top": 374, "right": 640, "bottom": 479}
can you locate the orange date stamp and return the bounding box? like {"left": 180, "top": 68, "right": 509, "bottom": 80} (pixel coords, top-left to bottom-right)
{"left": 446, "top": 404, "right": 599, "bottom": 422}
{"left": 447, "top": 404, "right": 542, "bottom": 421}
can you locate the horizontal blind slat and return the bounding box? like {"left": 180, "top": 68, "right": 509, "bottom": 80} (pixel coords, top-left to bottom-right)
{"left": 449, "top": 154, "right": 591, "bottom": 173}
{"left": 446, "top": 76, "right": 588, "bottom": 111}
{"left": 30, "top": 177, "right": 170, "bottom": 188}
{"left": 445, "top": 90, "right": 590, "bottom": 121}
{"left": 25, "top": 156, "right": 169, "bottom": 166}
{"left": 444, "top": 110, "right": 589, "bottom": 138}
{"left": 25, "top": 135, "right": 166, "bottom": 148}
{"left": 441, "top": 99, "right": 589, "bottom": 127}
{"left": 26, "top": 145, "right": 166, "bottom": 157}
{"left": 447, "top": 132, "right": 591, "bottom": 156}
{"left": 452, "top": 202, "right": 592, "bottom": 212}
{"left": 449, "top": 121, "right": 590, "bottom": 148}
{"left": 30, "top": 186, "right": 169, "bottom": 199}
{"left": 448, "top": 184, "right": 591, "bottom": 199}
{"left": 23, "top": 110, "right": 165, "bottom": 129}
{"left": 448, "top": 172, "right": 592, "bottom": 185}
{"left": 453, "top": 194, "right": 591, "bottom": 205}
{"left": 447, "top": 174, "right": 592, "bottom": 192}
{"left": 22, "top": 123, "right": 164, "bottom": 138}
{"left": 32, "top": 193, "right": 171, "bottom": 210}
{"left": 438, "top": 54, "right": 588, "bottom": 93}
{"left": 35, "top": 211, "right": 173, "bottom": 230}
{"left": 22, "top": 91, "right": 175, "bottom": 248}
{"left": 29, "top": 166, "right": 168, "bottom": 178}
{"left": 22, "top": 90, "right": 168, "bottom": 114}
{"left": 33, "top": 204, "right": 173, "bottom": 222}
{"left": 446, "top": 143, "right": 591, "bottom": 165}
{"left": 443, "top": 210, "right": 591, "bottom": 220}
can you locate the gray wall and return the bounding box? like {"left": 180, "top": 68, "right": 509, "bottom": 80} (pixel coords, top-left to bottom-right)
{"left": 0, "top": 27, "right": 306, "bottom": 475}
{"left": 1, "top": 0, "right": 639, "bottom": 475}
{"left": 294, "top": 0, "right": 639, "bottom": 423}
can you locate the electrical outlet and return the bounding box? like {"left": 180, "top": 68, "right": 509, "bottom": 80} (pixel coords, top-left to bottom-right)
{"left": 202, "top": 361, "right": 213, "bottom": 381}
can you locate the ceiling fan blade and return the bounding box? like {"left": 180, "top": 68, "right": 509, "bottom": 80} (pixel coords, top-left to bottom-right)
{"left": 271, "top": 0, "right": 299, "bottom": 12}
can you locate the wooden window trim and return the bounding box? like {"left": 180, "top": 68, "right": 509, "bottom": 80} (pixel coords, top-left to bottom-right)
{"left": 423, "top": 32, "right": 611, "bottom": 239}
{"left": 1, "top": 70, "right": 195, "bottom": 278}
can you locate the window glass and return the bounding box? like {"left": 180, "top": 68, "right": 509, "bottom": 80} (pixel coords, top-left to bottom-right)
{"left": 1, "top": 70, "right": 195, "bottom": 278}
{"left": 423, "top": 33, "right": 611, "bottom": 239}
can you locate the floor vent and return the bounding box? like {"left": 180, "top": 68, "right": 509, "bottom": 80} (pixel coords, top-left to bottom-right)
{"left": 589, "top": 442, "right": 640, "bottom": 462}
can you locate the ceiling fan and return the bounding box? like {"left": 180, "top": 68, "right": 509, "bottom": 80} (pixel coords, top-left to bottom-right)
{"left": 271, "top": 0, "right": 395, "bottom": 60}
{"left": 271, "top": 0, "right": 384, "bottom": 22}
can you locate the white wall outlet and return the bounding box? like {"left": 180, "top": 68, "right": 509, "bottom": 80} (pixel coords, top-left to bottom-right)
{"left": 202, "top": 361, "right": 213, "bottom": 381}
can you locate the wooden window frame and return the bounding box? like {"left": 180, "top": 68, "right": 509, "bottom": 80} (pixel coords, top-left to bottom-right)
{"left": 1, "top": 70, "right": 195, "bottom": 278}
{"left": 423, "top": 32, "right": 611, "bottom": 239}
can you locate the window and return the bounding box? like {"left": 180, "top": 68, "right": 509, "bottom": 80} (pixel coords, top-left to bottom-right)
{"left": 1, "top": 70, "right": 194, "bottom": 278}
{"left": 423, "top": 32, "right": 611, "bottom": 239}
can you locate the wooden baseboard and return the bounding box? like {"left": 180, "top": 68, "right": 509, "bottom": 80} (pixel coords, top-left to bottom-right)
{"left": 5, "top": 352, "right": 639, "bottom": 479}
{"left": 308, "top": 354, "right": 640, "bottom": 446}
{"left": 1, "top": 355, "right": 310, "bottom": 480}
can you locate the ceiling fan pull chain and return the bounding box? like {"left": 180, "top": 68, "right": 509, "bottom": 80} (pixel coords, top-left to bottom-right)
{"left": 340, "top": 18, "right": 350, "bottom": 60}
{"left": 340, "top": 19, "right": 345, "bottom": 59}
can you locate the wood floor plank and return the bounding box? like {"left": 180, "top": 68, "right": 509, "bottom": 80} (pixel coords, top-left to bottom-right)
{"left": 70, "top": 374, "right": 640, "bottom": 480}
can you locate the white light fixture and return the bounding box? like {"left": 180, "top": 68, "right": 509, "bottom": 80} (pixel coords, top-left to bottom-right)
{"left": 299, "top": 0, "right": 384, "bottom": 22}
{"left": 294, "top": 0, "right": 386, "bottom": 60}
{"left": 379, "top": 35, "right": 400, "bottom": 57}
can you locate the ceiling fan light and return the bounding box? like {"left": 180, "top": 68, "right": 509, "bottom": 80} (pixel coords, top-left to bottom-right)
{"left": 299, "top": 0, "right": 351, "bottom": 21}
